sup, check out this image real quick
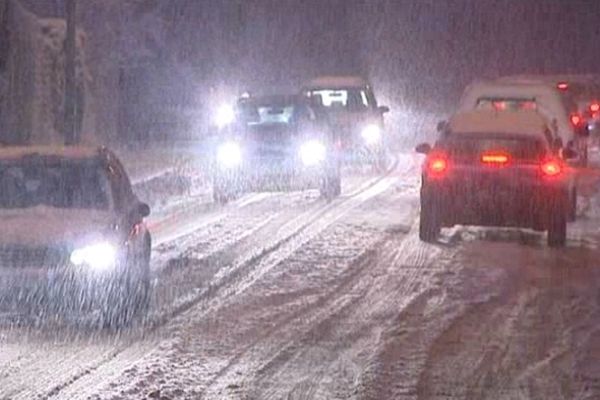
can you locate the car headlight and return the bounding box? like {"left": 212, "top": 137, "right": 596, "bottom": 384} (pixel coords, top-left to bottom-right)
{"left": 361, "top": 124, "right": 381, "bottom": 145}
{"left": 217, "top": 141, "right": 242, "bottom": 168}
{"left": 215, "top": 104, "right": 235, "bottom": 128}
{"left": 70, "top": 242, "right": 117, "bottom": 271}
{"left": 300, "top": 140, "right": 327, "bottom": 166}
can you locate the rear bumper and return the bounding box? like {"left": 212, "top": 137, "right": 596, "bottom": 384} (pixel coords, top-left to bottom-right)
{"left": 422, "top": 184, "right": 568, "bottom": 230}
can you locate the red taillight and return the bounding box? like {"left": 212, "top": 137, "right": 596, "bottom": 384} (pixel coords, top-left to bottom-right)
{"left": 481, "top": 152, "right": 509, "bottom": 165}
{"left": 570, "top": 113, "right": 583, "bottom": 126}
{"left": 426, "top": 155, "right": 448, "bottom": 175}
{"left": 540, "top": 159, "right": 562, "bottom": 177}
{"left": 557, "top": 82, "right": 569, "bottom": 91}
{"left": 590, "top": 103, "right": 600, "bottom": 113}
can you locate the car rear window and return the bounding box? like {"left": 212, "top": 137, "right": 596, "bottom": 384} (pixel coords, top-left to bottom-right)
{"left": 476, "top": 97, "right": 537, "bottom": 111}
{"left": 0, "top": 157, "right": 110, "bottom": 210}
{"left": 439, "top": 135, "right": 546, "bottom": 162}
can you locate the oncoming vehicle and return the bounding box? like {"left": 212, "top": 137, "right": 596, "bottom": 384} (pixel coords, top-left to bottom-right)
{"left": 457, "top": 80, "right": 590, "bottom": 165}
{"left": 417, "top": 111, "right": 577, "bottom": 247}
{"left": 212, "top": 94, "right": 341, "bottom": 202}
{"left": 0, "top": 146, "right": 152, "bottom": 326}
{"left": 301, "top": 76, "right": 390, "bottom": 168}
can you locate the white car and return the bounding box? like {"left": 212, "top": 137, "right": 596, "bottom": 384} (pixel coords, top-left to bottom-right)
{"left": 0, "top": 146, "right": 152, "bottom": 326}
{"left": 456, "top": 80, "right": 589, "bottom": 165}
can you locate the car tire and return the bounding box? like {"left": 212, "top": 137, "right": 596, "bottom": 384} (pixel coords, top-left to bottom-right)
{"left": 213, "top": 182, "right": 236, "bottom": 204}
{"left": 547, "top": 210, "right": 567, "bottom": 247}
{"left": 419, "top": 196, "right": 440, "bottom": 242}
{"left": 320, "top": 172, "right": 341, "bottom": 200}
{"left": 568, "top": 187, "right": 577, "bottom": 222}
{"left": 102, "top": 251, "right": 151, "bottom": 328}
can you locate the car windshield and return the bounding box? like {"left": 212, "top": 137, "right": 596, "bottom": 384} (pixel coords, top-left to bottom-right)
{"left": 237, "top": 101, "right": 312, "bottom": 126}
{"left": 0, "top": 158, "right": 110, "bottom": 210}
{"left": 440, "top": 135, "right": 545, "bottom": 161}
{"left": 476, "top": 97, "right": 537, "bottom": 111}
{"left": 307, "top": 88, "right": 371, "bottom": 110}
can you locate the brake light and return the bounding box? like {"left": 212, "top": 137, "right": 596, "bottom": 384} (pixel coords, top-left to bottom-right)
{"left": 557, "top": 82, "right": 569, "bottom": 91}
{"left": 570, "top": 113, "right": 583, "bottom": 126}
{"left": 540, "top": 159, "right": 562, "bottom": 177}
{"left": 426, "top": 156, "right": 448, "bottom": 175}
{"left": 481, "top": 152, "right": 509, "bottom": 165}
{"left": 590, "top": 103, "right": 600, "bottom": 113}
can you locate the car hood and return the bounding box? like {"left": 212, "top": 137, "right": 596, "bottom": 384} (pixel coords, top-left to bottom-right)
{"left": 0, "top": 206, "right": 117, "bottom": 248}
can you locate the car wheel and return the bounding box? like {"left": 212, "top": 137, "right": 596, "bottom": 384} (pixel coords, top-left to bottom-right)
{"left": 568, "top": 187, "right": 577, "bottom": 222}
{"left": 320, "top": 172, "right": 341, "bottom": 200}
{"left": 102, "top": 252, "right": 150, "bottom": 328}
{"left": 213, "top": 182, "right": 236, "bottom": 204}
{"left": 547, "top": 210, "right": 567, "bottom": 247}
{"left": 419, "top": 196, "right": 440, "bottom": 242}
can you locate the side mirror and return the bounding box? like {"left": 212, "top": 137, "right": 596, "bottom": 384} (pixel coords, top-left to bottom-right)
{"left": 378, "top": 105, "right": 390, "bottom": 114}
{"left": 562, "top": 147, "right": 578, "bottom": 160}
{"left": 415, "top": 143, "right": 432, "bottom": 154}
{"left": 137, "top": 202, "right": 150, "bottom": 218}
{"left": 436, "top": 120, "right": 447, "bottom": 132}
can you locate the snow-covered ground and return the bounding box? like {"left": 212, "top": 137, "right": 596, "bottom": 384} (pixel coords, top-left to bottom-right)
{"left": 2, "top": 147, "right": 600, "bottom": 400}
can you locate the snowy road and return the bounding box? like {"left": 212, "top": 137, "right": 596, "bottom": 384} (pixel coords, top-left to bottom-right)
{"left": 2, "top": 151, "right": 600, "bottom": 399}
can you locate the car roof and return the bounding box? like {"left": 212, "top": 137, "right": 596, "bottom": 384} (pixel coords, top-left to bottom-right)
{"left": 448, "top": 110, "right": 551, "bottom": 138}
{"left": 0, "top": 145, "right": 103, "bottom": 160}
{"left": 461, "top": 80, "right": 562, "bottom": 99}
{"left": 498, "top": 74, "right": 600, "bottom": 85}
{"left": 303, "top": 75, "right": 369, "bottom": 89}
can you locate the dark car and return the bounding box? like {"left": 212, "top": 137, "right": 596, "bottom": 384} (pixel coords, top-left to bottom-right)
{"left": 416, "top": 127, "right": 575, "bottom": 247}
{"left": 0, "top": 146, "right": 151, "bottom": 325}
{"left": 212, "top": 94, "right": 342, "bottom": 202}
{"left": 301, "top": 76, "right": 390, "bottom": 169}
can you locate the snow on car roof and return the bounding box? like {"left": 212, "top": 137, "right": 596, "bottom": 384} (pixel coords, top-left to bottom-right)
{"left": 498, "top": 74, "right": 600, "bottom": 85}
{"left": 303, "top": 76, "right": 369, "bottom": 89}
{"left": 461, "top": 80, "right": 561, "bottom": 100}
{"left": 448, "top": 110, "right": 551, "bottom": 137}
{"left": 0, "top": 145, "right": 102, "bottom": 160}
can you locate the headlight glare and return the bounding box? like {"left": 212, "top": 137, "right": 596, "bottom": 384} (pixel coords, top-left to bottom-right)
{"left": 217, "top": 142, "right": 242, "bottom": 168}
{"left": 361, "top": 124, "right": 381, "bottom": 145}
{"left": 215, "top": 104, "right": 235, "bottom": 128}
{"left": 300, "top": 140, "right": 327, "bottom": 166}
{"left": 70, "top": 242, "right": 117, "bottom": 271}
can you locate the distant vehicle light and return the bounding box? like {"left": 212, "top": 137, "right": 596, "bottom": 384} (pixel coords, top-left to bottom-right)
{"left": 300, "top": 140, "right": 326, "bottom": 166}
{"left": 427, "top": 155, "right": 448, "bottom": 175}
{"left": 217, "top": 141, "right": 242, "bottom": 168}
{"left": 215, "top": 104, "right": 235, "bottom": 128}
{"left": 590, "top": 103, "right": 600, "bottom": 113}
{"left": 540, "top": 159, "right": 562, "bottom": 177}
{"left": 570, "top": 113, "right": 583, "bottom": 126}
{"left": 70, "top": 242, "right": 117, "bottom": 271}
{"left": 557, "top": 82, "right": 569, "bottom": 91}
{"left": 481, "top": 152, "right": 509, "bottom": 165}
{"left": 361, "top": 124, "right": 381, "bottom": 145}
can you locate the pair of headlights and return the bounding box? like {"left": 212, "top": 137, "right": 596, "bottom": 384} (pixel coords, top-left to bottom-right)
{"left": 217, "top": 140, "right": 327, "bottom": 168}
